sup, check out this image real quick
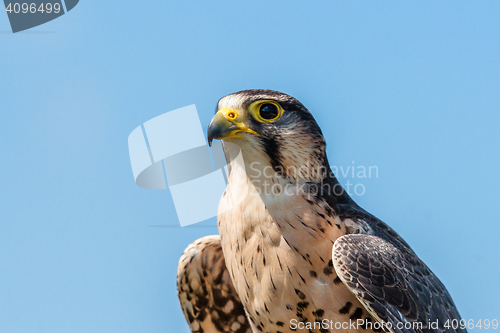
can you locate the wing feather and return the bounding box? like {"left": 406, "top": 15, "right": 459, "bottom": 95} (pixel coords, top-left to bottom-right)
{"left": 177, "top": 235, "right": 251, "bottom": 333}
{"left": 333, "top": 234, "right": 466, "bottom": 333}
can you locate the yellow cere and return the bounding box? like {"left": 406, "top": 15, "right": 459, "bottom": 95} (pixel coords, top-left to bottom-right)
{"left": 219, "top": 107, "right": 237, "bottom": 120}
{"left": 218, "top": 107, "right": 259, "bottom": 138}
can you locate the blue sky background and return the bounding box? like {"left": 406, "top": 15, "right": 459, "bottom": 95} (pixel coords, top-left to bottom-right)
{"left": 1, "top": 1, "right": 499, "bottom": 332}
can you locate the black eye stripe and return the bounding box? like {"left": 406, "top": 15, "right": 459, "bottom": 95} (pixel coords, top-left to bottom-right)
{"left": 259, "top": 103, "right": 279, "bottom": 120}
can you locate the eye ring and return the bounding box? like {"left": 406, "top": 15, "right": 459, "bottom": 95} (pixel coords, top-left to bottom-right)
{"left": 249, "top": 100, "right": 284, "bottom": 122}
{"left": 258, "top": 103, "right": 280, "bottom": 121}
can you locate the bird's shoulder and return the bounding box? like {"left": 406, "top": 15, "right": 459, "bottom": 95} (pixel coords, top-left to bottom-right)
{"left": 330, "top": 204, "right": 466, "bottom": 333}
{"left": 177, "top": 235, "right": 252, "bottom": 333}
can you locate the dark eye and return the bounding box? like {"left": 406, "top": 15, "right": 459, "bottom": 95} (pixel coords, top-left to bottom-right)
{"left": 259, "top": 103, "right": 279, "bottom": 120}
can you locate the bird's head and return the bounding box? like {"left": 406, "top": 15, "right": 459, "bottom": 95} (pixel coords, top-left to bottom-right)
{"left": 208, "top": 89, "right": 330, "bottom": 183}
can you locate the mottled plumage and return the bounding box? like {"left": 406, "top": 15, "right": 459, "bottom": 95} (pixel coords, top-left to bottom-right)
{"left": 178, "top": 236, "right": 251, "bottom": 333}
{"left": 177, "top": 90, "right": 466, "bottom": 333}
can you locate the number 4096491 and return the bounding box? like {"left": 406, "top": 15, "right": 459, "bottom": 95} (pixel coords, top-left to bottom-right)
{"left": 5, "top": 3, "right": 61, "bottom": 14}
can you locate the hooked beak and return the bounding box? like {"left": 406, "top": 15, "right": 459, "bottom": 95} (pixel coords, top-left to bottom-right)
{"left": 207, "top": 108, "right": 258, "bottom": 147}
{"left": 207, "top": 110, "right": 239, "bottom": 147}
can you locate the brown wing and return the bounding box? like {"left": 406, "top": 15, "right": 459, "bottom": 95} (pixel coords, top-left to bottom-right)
{"left": 177, "top": 235, "right": 251, "bottom": 333}
{"left": 333, "top": 234, "right": 466, "bottom": 333}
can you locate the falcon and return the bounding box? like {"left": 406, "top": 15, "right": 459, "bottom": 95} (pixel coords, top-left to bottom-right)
{"left": 177, "top": 89, "right": 466, "bottom": 333}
